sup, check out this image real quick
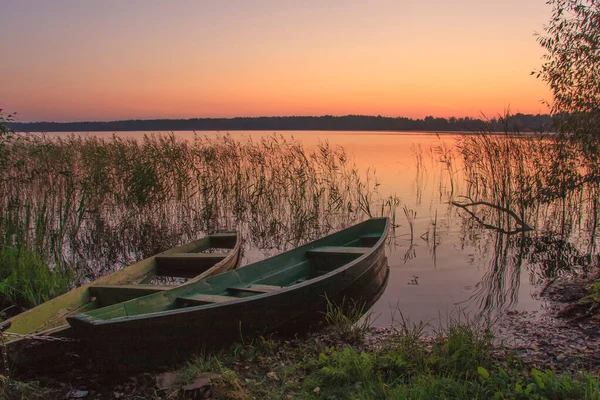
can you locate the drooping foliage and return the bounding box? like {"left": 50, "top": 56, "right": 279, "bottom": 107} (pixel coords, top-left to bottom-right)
{"left": 535, "top": 0, "right": 600, "bottom": 149}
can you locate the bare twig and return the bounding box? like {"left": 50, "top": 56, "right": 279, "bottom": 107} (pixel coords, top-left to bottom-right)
{"left": 451, "top": 199, "right": 534, "bottom": 234}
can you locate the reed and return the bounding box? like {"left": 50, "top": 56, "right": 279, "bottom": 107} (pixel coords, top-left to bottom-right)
{"left": 434, "top": 135, "right": 457, "bottom": 197}
{"left": 410, "top": 143, "right": 425, "bottom": 205}
{"left": 403, "top": 205, "right": 417, "bottom": 244}
{"left": 323, "top": 295, "right": 373, "bottom": 344}
{"left": 0, "top": 132, "right": 397, "bottom": 292}
{"left": 450, "top": 114, "right": 600, "bottom": 311}
{"left": 0, "top": 245, "right": 71, "bottom": 308}
{"left": 456, "top": 115, "right": 599, "bottom": 234}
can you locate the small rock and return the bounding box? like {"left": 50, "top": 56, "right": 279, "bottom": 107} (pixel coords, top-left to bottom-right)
{"left": 181, "top": 373, "right": 220, "bottom": 400}
{"left": 156, "top": 372, "right": 179, "bottom": 390}
{"left": 68, "top": 389, "right": 89, "bottom": 399}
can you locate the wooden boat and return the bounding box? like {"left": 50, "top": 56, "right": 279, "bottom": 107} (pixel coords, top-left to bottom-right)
{"left": 67, "top": 218, "right": 389, "bottom": 364}
{"left": 4, "top": 232, "right": 241, "bottom": 356}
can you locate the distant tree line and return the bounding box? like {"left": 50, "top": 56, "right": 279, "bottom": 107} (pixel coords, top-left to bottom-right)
{"left": 7, "top": 113, "right": 554, "bottom": 133}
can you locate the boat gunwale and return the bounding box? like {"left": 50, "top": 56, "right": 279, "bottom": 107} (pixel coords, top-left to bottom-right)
{"left": 6, "top": 231, "right": 241, "bottom": 339}
{"left": 180, "top": 232, "right": 241, "bottom": 285}
{"left": 75, "top": 218, "right": 389, "bottom": 327}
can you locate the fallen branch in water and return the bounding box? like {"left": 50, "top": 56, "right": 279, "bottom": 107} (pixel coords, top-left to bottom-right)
{"left": 451, "top": 198, "right": 534, "bottom": 234}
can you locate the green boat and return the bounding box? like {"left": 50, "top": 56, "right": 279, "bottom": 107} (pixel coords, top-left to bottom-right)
{"left": 67, "top": 218, "right": 389, "bottom": 364}
{"left": 4, "top": 232, "right": 240, "bottom": 366}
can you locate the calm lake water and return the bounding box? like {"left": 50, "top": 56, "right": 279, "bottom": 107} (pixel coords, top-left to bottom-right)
{"left": 48, "top": 130, "right": 598, "bottom": 327}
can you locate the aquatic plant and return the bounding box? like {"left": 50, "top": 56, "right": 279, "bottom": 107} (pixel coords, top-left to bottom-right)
{"left": 0, "top": 245, "right": 71, "bottom": 309}
{"left": 323, "top": 296, "right": 373, "bottom": 345}
{"left": 399, "top": 111, "right": 600, "bottom": 313}
{"left": 0, "top": 133, "right": 397, "bottom": 287}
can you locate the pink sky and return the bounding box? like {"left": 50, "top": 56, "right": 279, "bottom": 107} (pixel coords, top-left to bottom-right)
{"left": 1, "top": 0, "right": 552, "bottom": 122}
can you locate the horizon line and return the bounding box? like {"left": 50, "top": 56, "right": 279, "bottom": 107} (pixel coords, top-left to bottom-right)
{"left": 8, "top": 112, "right": 552, "bottom": 125}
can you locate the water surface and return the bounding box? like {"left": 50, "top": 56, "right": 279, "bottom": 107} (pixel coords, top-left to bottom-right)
{"left": 45, "top": 130, "right": 599, "bottom": 326}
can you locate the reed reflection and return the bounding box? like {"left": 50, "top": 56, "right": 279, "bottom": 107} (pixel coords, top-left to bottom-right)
{"left": 0, "top": 133, "right": 397, "bottom": 290}
{"left": 450, "top": 127, "right": 600, "bottom": 313}
{"left": 394, "top": 128, "right": 600, "bottom": 317}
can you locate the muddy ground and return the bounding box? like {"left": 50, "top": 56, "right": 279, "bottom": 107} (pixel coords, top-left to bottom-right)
{"left": 6, "top": 274, "right": 600, "bottom": 399}
{"left": 495, "top": 276, "right": 600, "bottom": 373}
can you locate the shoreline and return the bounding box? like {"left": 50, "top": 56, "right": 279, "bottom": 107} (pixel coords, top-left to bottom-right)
{"left": 5, "top": 273, "right": 599, "bottom": 399}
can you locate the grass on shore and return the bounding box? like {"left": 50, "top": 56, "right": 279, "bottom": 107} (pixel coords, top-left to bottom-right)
{"left": 166, "top": 317, "right": 599, "bottom": 399}
{"left": 4, "top": 309, "right": 598, "bottom": 399}
{"left": 0, "top": 245, "right": 71, "bottom": 310}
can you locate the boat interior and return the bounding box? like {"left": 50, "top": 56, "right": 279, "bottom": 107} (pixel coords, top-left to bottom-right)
{"left": 88, "top": 232, "right": 238, "bottom": 308}
{"left": 6, "top": 233, "right": 239, "bottom": 336}
{"left": 76, "top": 220, "right": 385, "bottom": 323}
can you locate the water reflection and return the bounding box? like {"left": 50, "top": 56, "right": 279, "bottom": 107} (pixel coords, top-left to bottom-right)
{"left": 0, "top": 133, "right": 397, "bottom": 285}
{"left": 372, "top": 131, "right": 598, "bottom": 324}
{"left": 450, "top": 132, "right": 600, "bottom": 314}
{"left": 3, "top": 130, "right": 599, "bottom": 324}
{"left": 464, "top": 231, "right": 527, "bottom": 312}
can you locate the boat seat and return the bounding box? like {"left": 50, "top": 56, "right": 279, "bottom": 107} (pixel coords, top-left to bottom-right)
{"left": 307, "top": 246, "right": 371, "bottom": 277}
{"left": 359, "top": 233, "right": 381, "bottom": 246}
{"left": 156, "top": 252, "right": 229, "bottom": 263}
{"left": 228, "top": 284, "right": 282, "bottom": 294}
{"left": 155, "top": 252, "right": 229, "bottom": 277}
{"left": 177, "top": 293, "right": 236, "bottom": 306}
{"left": 90, "top": 284, "right": 170, "bottom": 306}
{"left": 306, "top": 246, "right": 372, "bottom": 256}
{"left": 209, "top": 232, "right": 237, "bottom": 248}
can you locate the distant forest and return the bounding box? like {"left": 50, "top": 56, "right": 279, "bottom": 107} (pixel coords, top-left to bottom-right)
{"left": 7, "top": 114, "right": 554, "bottom": 133}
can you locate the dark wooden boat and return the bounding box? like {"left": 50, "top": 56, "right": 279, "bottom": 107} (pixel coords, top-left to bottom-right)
{"left": 67, "top": 218, "right": 389, "bottom": 363}
{"left": 4, "top": 232, "right": 240, "bottom": 367}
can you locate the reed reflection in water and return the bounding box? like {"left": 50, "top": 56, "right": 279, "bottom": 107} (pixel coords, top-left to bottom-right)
{"left": 444, "top": 131, "right": 599, "bottom": 316}
{"left": 353, "top": 130, "right": 599, "bottom": 324}
{"left": 2, "top": 129, "right": 598, "bottom": 324}
{"left": 0, "top": 133, "right": 397, "bottom": 291}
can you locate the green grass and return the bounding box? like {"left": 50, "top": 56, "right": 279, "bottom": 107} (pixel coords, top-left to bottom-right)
{"left": 0, "top": 245, "right": 71, "bottom": 309}
{"left": 323, "top": 295, "right": 373, "bottom": 345}
{"left": 158, "top": 314, "right": 600, "bottom": 400}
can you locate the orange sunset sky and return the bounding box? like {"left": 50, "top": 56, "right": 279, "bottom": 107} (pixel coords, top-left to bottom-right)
{"left": 1, "top": 0, "right": 552, "bottom": 122}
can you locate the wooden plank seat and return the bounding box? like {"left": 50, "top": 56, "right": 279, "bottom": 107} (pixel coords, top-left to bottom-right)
{"left": 307, "top": 246, "right": 371, "bottom": 277}
{"left": 359, "top": 233, "right": 382, "bottom": 246}
{"left": 90, "top": 284, "right": 170, "bottom": 306}
{"left": 209, "top": 232, "right": 238, "bottom": 248}
{"left": 306, "top": 246, "right": 372, "bottom": 256}
{"left": 177, "top": 293, "right": 237, "bottom": 306}
{"left": 228, "top": 284, "right": 282, "bottom": 294}
{"left": 156, "top": 252, "right": 229, "bottom": 263}
{"left": 155, "top": 252, "right": 230, "bottom": 277}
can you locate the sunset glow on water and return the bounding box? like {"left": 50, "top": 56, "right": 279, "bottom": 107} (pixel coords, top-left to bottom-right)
{"left": 42, "top": 129, "right": 580, "bottom": 326}
{"left": 4, "top": 0, "right": 592, "bottom": 328}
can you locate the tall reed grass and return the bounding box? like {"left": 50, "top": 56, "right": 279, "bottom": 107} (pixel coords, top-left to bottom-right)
{"left": 0, "top": 246, "right": 71, "bottom": 309}
{"left": 450, "top": 115, "right": 600, "bottom": 311}
{"left": 457, "top": 117, "right": 599, "bottom": 237}
{"left": 0, "top": 133, "right": 397, "bottom": 294}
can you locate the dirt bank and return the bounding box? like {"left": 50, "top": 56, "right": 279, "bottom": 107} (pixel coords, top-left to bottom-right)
{"left": 496, "top": 275, "right": 600, "bottom": 373}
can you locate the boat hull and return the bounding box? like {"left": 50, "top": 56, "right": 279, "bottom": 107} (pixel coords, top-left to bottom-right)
{"left": 4, "top": 232, "right": 240, "bottom": 371}
{"left": 69, "top": 218, "right": 389, "bottom": 367}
